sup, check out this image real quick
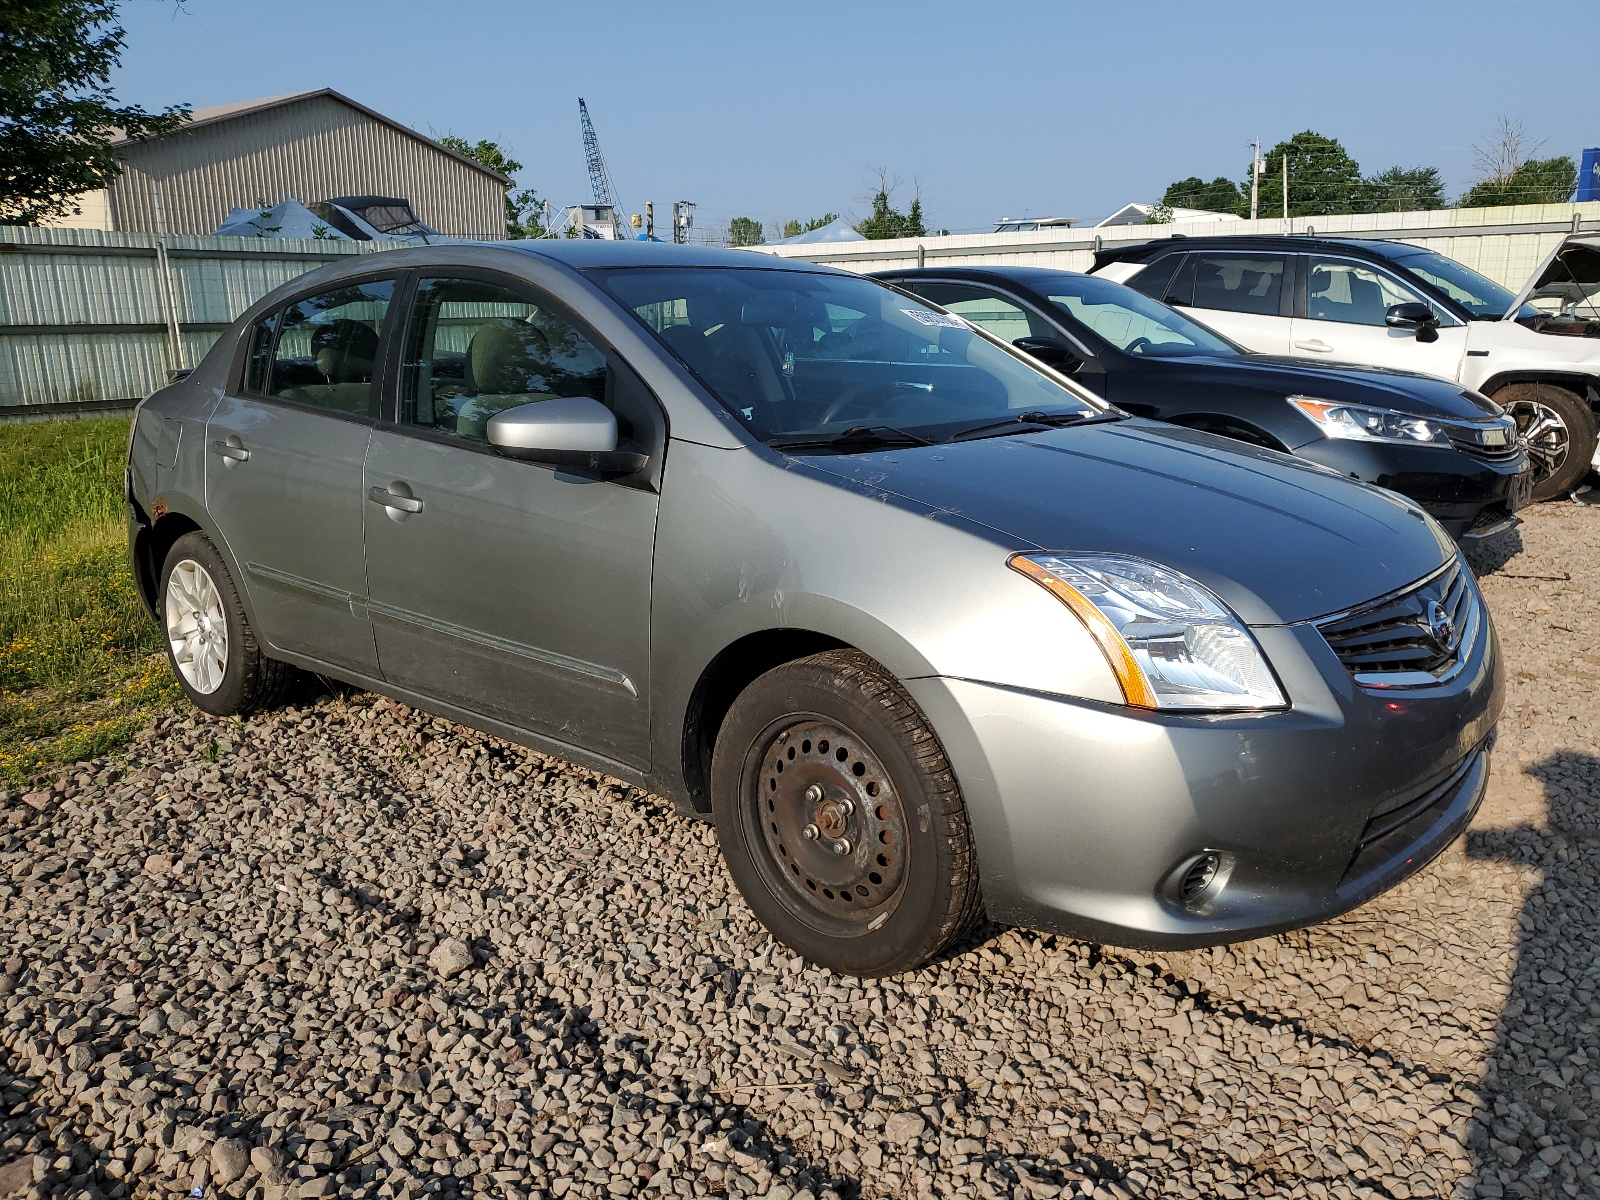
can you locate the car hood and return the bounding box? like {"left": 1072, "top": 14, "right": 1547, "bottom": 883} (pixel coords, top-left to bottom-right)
{"left": 1156, "top": 354, "right": 1499, "bottom": 419}
{"left": 804, "top": 418, "right": 1455, "bottom": 625}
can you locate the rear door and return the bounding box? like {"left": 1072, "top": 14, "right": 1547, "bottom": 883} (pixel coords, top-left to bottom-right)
{"left": 1162, "top": 250, "right": 1295, "bottom": 355}
{"left": 1290, "top": 254, "right": 1467, "bottom": 378}
{"left": 205, "top": 278, "right": 395, "bottom": 675}
{"left": 361, "top": 273, "right": 663, "bottom": 769}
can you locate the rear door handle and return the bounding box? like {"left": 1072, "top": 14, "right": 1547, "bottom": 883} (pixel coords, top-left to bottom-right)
{"left": 1294, "top": 339, "right": 1334, "bottom": 353}
{"left": 211, "top": 439, "right": 250, "bottom": 462}
{"left": 368, "top": 486, "right": 423, "bottom": 514}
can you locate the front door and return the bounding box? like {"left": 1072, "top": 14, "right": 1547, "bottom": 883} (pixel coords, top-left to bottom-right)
{"left": 205, "top": 277, "right": 395, "bottom": 675}
{"left": 1290, "top": 254, "right": 1468, "bottom": 379}
{"left": 362, "top": 274, "right": 662, "bottom": 769}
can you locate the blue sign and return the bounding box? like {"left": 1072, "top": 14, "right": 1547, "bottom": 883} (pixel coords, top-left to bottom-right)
{"left": 1580, "top": 148, "right": 1600, "bottom": 204}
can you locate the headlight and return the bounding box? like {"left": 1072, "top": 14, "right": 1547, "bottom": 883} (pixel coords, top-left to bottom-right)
{"left": 1288, "top": 396, "right": 1450, "bottom": 445}
{"left": 1008, "top": 554, "right": 1287, "bottom": 712}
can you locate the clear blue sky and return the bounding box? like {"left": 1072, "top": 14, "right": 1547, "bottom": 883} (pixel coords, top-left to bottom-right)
{"left": 112, "top": 0, "right": 1595, "bottom": 233}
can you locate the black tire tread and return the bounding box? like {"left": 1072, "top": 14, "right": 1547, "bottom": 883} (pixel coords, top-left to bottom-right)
{"left": 715, "top": 649, "right": 982, "bottom": 974}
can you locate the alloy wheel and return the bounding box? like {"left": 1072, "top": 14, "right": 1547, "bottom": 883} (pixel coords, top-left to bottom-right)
{"left": 1503, "top": 397, "right": 1570, "bottom": 483}
{"left": 165, "top": 558, "right": 229, "bottom": 694}
{"left": 744, "top": 716, "right": 909, "bottom": 937}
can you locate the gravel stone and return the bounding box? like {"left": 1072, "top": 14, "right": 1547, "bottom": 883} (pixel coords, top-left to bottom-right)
{"left": 0, "top": 503, "right": 1595, "bottom": 1200}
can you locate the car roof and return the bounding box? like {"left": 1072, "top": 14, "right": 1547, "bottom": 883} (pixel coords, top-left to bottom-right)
{"left": 876, "top": 264, "right": 1089, "bottom": 287}
{"left": 1097, "top": 235, "right": 1423, "bottom": 264}
{"left": 496, "top": 239, "right": 837, "bottom": 272}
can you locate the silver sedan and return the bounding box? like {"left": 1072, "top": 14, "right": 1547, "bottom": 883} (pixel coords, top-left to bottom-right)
{"left": 126, "top": 241, "right": 1501, "bottom": 975}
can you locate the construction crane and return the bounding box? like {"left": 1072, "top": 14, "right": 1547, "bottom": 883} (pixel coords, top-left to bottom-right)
{"left": 578, "top": 99, "right": 627, "bottom": 240}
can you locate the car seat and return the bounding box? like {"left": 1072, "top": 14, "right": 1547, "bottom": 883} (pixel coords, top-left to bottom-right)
{"left": 280, "top": 319, "right": 379, "bottom": 412}
{"left": 455, "top": 320, "right": 560, "bottom": 440}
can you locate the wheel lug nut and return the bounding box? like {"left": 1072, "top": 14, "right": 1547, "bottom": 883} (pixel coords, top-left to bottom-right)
{"left": 804, "top": 784, "right": 823, "bottom": 803}
{"left": 832, "top": 838, "right": 852, "bottom": 856}
{"left": 837, "top": 798, "right": 854, "bottom": 816}
{"left": 802, "top": 824, "right": 819, "bottom": 841}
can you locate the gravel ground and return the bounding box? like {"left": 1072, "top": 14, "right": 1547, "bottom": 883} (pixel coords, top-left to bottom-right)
{"left": 2, "top": 502, "right": 1598, "bottom": 1200}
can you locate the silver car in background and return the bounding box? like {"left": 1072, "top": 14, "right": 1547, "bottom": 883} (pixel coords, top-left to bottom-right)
{"left": 127, "top": 242, "right": 1502, "bottom": 975}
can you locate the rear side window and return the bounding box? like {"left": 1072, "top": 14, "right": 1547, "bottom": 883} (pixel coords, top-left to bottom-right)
{"left": 242, "top": 312, "right": 278, "bottom": 394}
{"left": 1125, "top": 255, "right": 1183, "bottom": 304}
{"left": 1187, "top": 253, "right": 1287, "bottom": 316}
{"left": 268, "top": 279, "right": 395, "bottom": 416}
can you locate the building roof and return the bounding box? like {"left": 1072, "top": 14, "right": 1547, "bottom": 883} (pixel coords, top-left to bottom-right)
{"left": 113, "top": 88, "right": 511, "bottom": 186}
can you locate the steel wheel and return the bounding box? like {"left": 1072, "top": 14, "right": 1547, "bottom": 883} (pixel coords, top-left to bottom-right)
{"left": 1504, "top": 396, "right": 1570, "bottom": 483}
{"left": 744, "top": 716, "right": 910, "bottom": 937}
{"left": 164, "top": 558, "right": 229, "bottom": 694}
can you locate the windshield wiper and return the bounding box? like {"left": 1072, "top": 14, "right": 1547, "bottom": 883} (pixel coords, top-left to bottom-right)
{"left": 767, "top": 425, "right": 934, "bottom": 453}
{"left": 948, "top": 409, "right": 1114, "bottom": 443}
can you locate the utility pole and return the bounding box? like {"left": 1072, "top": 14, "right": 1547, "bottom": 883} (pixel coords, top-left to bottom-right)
{"left": 1282, "top": 154, "right": 1289, "bottom": 223}
{"left": 646, "top": 200, "right": 654, "bottom": 241}
{"left": 672, "top": 200, "right": 696, "bottom": 245}
{"left": 1249, "top": 139, "right": 1261, "bottom": 222}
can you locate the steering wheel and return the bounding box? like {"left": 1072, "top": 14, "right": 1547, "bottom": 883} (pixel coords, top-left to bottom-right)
{"left": 1125, "top": 336, "right": 1154, "bottom": 355}
{"left": 819, "top": 382, "right": 898, "bottom": 426}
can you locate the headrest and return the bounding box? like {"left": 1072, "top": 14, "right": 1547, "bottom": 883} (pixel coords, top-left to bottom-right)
{"left": 312, "top": 320, "right": 379, "bottom": 383}
{"left": 1309, "top": 268, "right": 1333, "bottom": 293}
{"left": 468, "top": 321, "right": 551, "bottom": 393}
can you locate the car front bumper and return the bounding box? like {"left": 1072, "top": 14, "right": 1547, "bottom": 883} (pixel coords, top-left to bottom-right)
{"left": 1292, "top": 440, "right": 1533, "bottom": 540}
{"left": 905, "top": 600, "right": 1502, "bottom": 950}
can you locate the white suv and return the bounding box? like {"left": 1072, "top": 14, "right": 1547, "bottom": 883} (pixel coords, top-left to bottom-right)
{"left": 1092, "top": 234, "right": 1600, "bottom": 499}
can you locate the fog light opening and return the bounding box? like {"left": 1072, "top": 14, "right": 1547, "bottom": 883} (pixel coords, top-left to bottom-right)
{"left": 1167, "top": 850, "right": 1235, "bottom": 913}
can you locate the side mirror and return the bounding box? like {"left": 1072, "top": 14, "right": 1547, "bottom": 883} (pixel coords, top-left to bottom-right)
{"left": 486, "top": 396, "right": 648, "bottom": 475}
{"left": 1013, "top": 336, "right": 1082, "bottom": 371}
{"left": 1385, "top": 302, "right": 1439, "bottom": 337}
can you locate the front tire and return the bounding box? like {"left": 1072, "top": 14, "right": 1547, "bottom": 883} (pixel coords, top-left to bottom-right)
{"left": 710, "top": 650, "right": 981, "bottom": 976}
{"left": 1494, "top": 382, "right": 1598, "bottom": 501}
{"left": 159, "top": 532, "right": 290, "bottom": 716}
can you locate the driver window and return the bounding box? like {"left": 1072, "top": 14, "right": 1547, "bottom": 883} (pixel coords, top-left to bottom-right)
{"left": 1306, "top": 259, "right": 1439, "bottom": 327}
{"left": 399, "top": 277, "right": 608, "bottom": 441}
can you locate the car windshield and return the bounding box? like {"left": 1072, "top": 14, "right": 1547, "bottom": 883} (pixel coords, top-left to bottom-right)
{"left": 1386, "top": 248, "right": 1533, "bottom": 320}
{"left": 594, "top": 267, "right": 1106, "bottom": 446}
{"left": 1035, "top": 273, "right": 1240, "bottom": 357}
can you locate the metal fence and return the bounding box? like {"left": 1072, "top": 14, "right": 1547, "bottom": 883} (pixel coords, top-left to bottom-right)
{"left": 0, "top": 226, "right": 393, "bottom": 416}
{"left": 752, "top": 200, "right": 1600, "bottom": 293}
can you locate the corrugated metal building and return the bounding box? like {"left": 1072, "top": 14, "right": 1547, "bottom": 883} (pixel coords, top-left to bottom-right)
{"left": 54, "top": 89, "right": 509, "bottom": 240}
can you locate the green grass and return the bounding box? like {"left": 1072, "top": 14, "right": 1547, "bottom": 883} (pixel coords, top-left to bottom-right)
{"left": 0, "top": 417, "right": 179, "bottom": 787}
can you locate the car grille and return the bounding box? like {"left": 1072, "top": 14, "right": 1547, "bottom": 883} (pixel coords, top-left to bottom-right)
{"left": 1315, "top": 558, "right": 1480, "bottom": 687}
{"left": 1340, "top": 745, "right": 1483, "bottom": 884}
{"left": 1443, "top": 414, "right": 1522, "bottom": 462}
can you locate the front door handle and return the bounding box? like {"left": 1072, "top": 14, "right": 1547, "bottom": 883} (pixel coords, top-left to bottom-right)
{"left": 1294, "top": 338, "right": 1334, "bottom": 353}
{"left": 368, "top": 486, "right": 423, "bottom": 514}
{"left": 211, "top": 439, "right": 250, "bottom": 462}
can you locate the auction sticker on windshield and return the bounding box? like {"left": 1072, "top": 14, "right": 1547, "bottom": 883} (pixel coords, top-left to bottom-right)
{"left": 902, "top": 309, "right": 969, "bottom": 328}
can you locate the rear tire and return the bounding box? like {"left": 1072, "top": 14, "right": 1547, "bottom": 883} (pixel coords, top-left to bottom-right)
{"left": 710, "top": 650, "right": 981, "bottom": 976}
{"left": 159, "top": 532, "right": 291, "bottom": 716}
{"left": 1493, "top": 382, "right": 1597, "bottom": 501}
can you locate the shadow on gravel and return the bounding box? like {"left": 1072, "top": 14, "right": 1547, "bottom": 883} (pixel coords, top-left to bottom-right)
{"left": 1466, "top": 751, "right": 1600, "bottom": 1198}
{"left": 1461, "top": 527, "right": 1525, "bottom": 577}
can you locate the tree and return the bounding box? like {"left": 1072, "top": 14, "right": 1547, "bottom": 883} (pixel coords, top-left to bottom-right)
{"left": 855, "top": 170, "right": 925, "bottom": 240}
{"left": 437, "top": 135, "right": 545, "bottom": 238}
{"left": 727, "top": 216, "right": 764, "bottom": 246}
{"left": 1158, "top": 176, "right": 1243, "bottom": 215}
{"left": 1460, "top": 157, "right": 1577, "bottom": 207}
{"left": 1360, "top": 166, "right": 1447, "bottom": 213}
{"left": 0, "top": 0, "right": 189, "bottom": 225}
{"left": 782, "top": 212, "right": 839, "bottom": 238}
{"left": 1245, "top": 131, "right": 1364, "bottom": 218}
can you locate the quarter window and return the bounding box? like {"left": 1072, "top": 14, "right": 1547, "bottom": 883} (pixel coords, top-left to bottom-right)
{"left": 1306, "top": 258, "right": 1443, "bottom": 326}
{"left": 398, "top": 277, "right": 609, "bottom": 442}
{"left": 268, "top": 280, "right": 394, "bottom": 415}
